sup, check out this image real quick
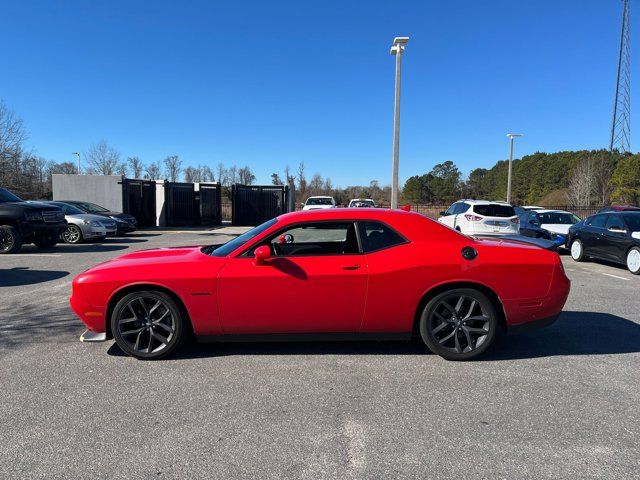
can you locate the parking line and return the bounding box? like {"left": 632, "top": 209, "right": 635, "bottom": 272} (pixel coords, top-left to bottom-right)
{"left": 1, "top": 254, "right": 62, "bottom": 257}
{"left": 602, "top": 273, "right": 629, "bottom": 281}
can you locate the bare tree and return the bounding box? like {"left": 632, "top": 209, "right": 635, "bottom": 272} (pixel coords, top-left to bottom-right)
{"left": 283, "top": 165, "right": 294, "bottom": 185}
{"left": 184, "top": 166, "right": 202, "bottom": 183}
{"left": 323, "top": 177, "right": 333, "bottom": 193}
{"left": 271, "top": 173, "right": 283, "bottom": 185}
{"left": 238, "top": 166, "right": 256, "bottom": 185}
{"left": 215, "top": 163, "right": 227, "bottom": 184}
{"left": 566, "top": 157, "right": 597, "bottom": 206}
{"left": 309, "top": 173, "right": 323, "bottom": 194}
{"left": 227, "top": 165, "right": 238, "bottom": 186}
{"left": 593, "top": 153, "right": 617, "bottom": 206}
{"left": 127, "top": 156, "right": 144, "bottom": 178}
{"left": 116, "top": 162, "right": 128, "bottom": 176}
{"left": 297, "top": 161, "right": 307, "bottom": 195}
{"left": 145, "top": 161, "right": 163, "bottom": 180}
{"left": 163, "top": 155, "right": 182, "bottom": 182}
{"left": 50, "top": 161, "right": 78, "bottom": 175}
{"left": 0, "top": 100, "right": 28, "bottom": 190}
{"left": 201, "top": 165, "right": 215, "bottom": 182}
{"left": 84, "top": 140, "right": 121, "bottom": 175}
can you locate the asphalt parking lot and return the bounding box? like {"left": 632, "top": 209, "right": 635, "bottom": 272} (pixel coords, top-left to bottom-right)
{"left": 1, "top": 231, "right": 639, "bottom": 479}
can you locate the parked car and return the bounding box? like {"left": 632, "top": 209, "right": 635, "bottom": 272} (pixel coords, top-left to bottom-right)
{"left": 597, "top": 205, "right": 640, "bottom": 213}
{"left": 71, "top": 208, "right": 570, "bottom": 361}
{"left": 46, "top": 201, "right": 117, "bottom": 243}
{"left": 0, "top": 187, "right": 66, "bottom": 254}
{"left": 58, "top": 200, "right": 137, "bottom": 235}
{"left": 438, "top": 200, "right": 519, "bottom": 236}
{"left": 567, "top": 211, "right": 640, "bottom": 274}
{"left": 518, "top": 209, "right": 581, "bottom": 248}
{"left": 348, "top": 199, "right": 376, "bottom": 208}
{"left": 302, "top": 196, "right": 336, "bottom": 211}
{"left": 514, "top": 205, "right": 544, "bottom": 215}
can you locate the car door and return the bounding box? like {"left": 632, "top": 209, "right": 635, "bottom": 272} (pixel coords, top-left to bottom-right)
{"left": 216, "top": 221, "right": 368, "bottom": 334}
{"left": 584, "top": 214, "right": 608, "bottom": 258}
{"left": 439, "top": 203, "right": 458, "bottom": 228}
{"left": 602, "top": 214, "right": 630, "bottom": 262}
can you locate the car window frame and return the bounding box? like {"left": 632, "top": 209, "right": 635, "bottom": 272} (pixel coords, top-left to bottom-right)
{"left": 240, "top": 220, "right": 364, "bottom": 258}
{"left": 357, "top": 220, "right": 410, "bottom": 254}
{"left": 605, "top": 214, "right": 626, "bottom": 231}
{"left": 587, "top": 214, "right": 608, "bottom": 229}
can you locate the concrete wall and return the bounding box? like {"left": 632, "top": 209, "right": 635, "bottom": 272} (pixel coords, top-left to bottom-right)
{"left": 52, "top": 174, "right": 124, "bottom": 212}
{"left": 155, "top": 180, "right": 167, "bottom": 227}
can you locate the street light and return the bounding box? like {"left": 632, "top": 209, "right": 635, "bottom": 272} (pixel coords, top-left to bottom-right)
{"left": 390, "top": 36, "right": 409, "bottom": 209}
{"left": 505, "top": 133, "right": 522, "bottom": 204}
{"left": 72, "top": 152, "right": 80, "bottom": 174}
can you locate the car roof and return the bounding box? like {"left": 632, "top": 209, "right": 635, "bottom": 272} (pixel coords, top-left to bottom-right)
{"left": 532, "top": 209, "right": 572, "bottom": 214}
{"left": 306, "top": 196, "right": 334, "bottom": 199}
{"left": 458, "top": 199, "right": 512, "bottom": 205}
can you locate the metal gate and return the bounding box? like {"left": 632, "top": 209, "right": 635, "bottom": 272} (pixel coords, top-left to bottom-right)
{"left": 122, "top": 179, "right": 156, "bottom": 228}
{"left": 232, "top": 184, "right": 288, "bottom": 226}
{"left": 198, "top": 183, "right": 222, "bottom": 226}
{"left": 165, "top": 182, "right": 195, "bottom": 227}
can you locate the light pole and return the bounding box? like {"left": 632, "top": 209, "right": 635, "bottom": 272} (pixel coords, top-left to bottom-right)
{"left": 73, "top": 152, "right": 80, "bottom": 174}
{"left": 505, "top": 134, "right": 522, "bottom": 203}
{"left": 390, "top": 36, "right": 409, "bottom": 209}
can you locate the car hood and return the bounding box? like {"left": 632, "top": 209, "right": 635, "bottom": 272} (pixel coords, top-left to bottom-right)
{"left": 67, "top": 213, "right": 115, "bottom": 223}
{"left": 541, "top": 224, "right": 571, "bottom": 235}
{"left": 2, "top": 201, "right": 61, "bottom": 212}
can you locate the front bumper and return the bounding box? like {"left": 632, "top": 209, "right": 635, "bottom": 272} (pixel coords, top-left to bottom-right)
{"left": 80, "top": 224, "right": 109, "bottom": 239}
{"left": 70, "top": 294, "right": 106, "bottom": 333}
{"left": 19, "top": 220, "right": 67, "bottom": 240}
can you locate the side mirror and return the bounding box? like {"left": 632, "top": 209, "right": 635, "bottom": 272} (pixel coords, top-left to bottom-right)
{"left": 439, "top": 211, "right": 446, "bottom": 217}
{"left": 529, "top": 219, "right": 539, "bottom": 225}
{"left": 254, "top": 245, "right": 271, "bottom": 265}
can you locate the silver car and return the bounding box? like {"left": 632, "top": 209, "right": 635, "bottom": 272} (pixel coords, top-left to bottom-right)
{"left": 47, "top": 202, "right": 117, "bottom": 243}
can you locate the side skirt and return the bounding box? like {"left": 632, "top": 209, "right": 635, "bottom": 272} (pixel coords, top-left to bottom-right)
{"left": 197, "top": 332, "right": 412, "bottom": 343}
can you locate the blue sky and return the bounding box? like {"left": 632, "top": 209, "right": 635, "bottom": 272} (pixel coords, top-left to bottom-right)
{"left": 1, "top": 0, "right": 632, "bottom": 186}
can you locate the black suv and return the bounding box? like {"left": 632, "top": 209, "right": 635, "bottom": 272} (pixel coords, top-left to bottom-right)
{"left": 0, "top": 187, "right": 67, "bottom": 253}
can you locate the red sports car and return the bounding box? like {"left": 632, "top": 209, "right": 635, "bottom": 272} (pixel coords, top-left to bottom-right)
{"left": 71, "top": 209, "right": 570, "bottom": 360}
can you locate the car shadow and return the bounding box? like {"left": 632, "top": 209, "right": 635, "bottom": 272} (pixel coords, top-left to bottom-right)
{"left": 94, "top": 238, "right": 148, "bottom": 244}
{"left": 105, "top": 310, "right": 640, "bottom": 361}
{"left": 53, "top": 244, "right": 129, "bottom": 253}
{"left": 0, "top": 267, "right": 69, "bottom": 287}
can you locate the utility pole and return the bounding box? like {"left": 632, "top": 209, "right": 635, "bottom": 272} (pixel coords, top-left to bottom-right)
{"left": 390, "top": 36, "right": 409, "bottom": 209}
{"left": 73, "top": 152, "right": 81, "bottom": 174}
{"left": 506, "top": 134, "right": 522, "bottom": 204}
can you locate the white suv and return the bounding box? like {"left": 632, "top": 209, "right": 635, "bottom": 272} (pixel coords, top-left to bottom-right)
{"left": 438, "top": 200, "right": 519, "bottom": 236}
{"left": 302, "top": 196, "right": 336, "bottom": 211}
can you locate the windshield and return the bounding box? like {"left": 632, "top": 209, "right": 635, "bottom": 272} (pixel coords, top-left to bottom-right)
{"left": 306, "top": 198, "right": 333, "bottom": 206}
{"left": 52, "top": 202, "right": 84, "bottom": 215}
{"left": 206, "top": 218, "right": 277, "bottom": 257}
{"left": 350, "top": 200, "right": 374, "bottom": 207}
{"left": 78, "top": 202, "right": 109, "bottom": 213}
{"left": 538, "top": 212, "right": 580, "bottom": 224}
{"left": 623, "top": 214, "right": 640, "bottom": 232}
{"left": 0, "top": 188, "right": 23, "bottom": 203}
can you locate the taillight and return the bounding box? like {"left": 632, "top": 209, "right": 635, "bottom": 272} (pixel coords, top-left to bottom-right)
{"left": 510, "top": 217, "right": 520, "bottom": 224}
{"left": 465, "top": 214, "right": 482, "bottom": 221}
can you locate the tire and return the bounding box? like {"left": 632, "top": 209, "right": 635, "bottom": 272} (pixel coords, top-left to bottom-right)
{"left": 0, "top": 225, "right": 22, "bottom": 254}
{"left": 419, "top": 288, "right": 498, "bottom": 361}
{"left": 627, "top": 247, "right": 640, "bottom": 275}
{"left": 570, "top": 238, "right": 586, "bottom": 262}
{"left": 33, "top": 233, "right": 58, "bottom": 249}
{"left": 111, "top": 290, "right": 186, "bottom": 360}
{"left": 62, "top": 224, "right": 83, "bottom": 244}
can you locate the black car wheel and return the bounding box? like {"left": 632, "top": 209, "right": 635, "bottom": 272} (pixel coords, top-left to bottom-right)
{"left": 419, "top": 288, "right": 498, "bottom": 361}
{"left": 111, "top": 290, "right": 186, "bottom": 360}
{"left": 33, "top": 233, "right": 58, "bottom": 249}
{"left": 570, "top": 239, "right": 586, "bottom": 262}
{"left": 62, "top": 224, "right": 83, "bottom": 244}
{"left": 0, "top": 225, "right": 22, "bottom": 254}
{"left": 627, "top": 247, "right": 640, "bottom": 275}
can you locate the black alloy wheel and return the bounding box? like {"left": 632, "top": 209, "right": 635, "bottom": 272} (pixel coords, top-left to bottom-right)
{"left": 420, "top": 288, "right": 498, "bottom": 361}
{"left": 0, "top": 225, "right": 22, "bottom": 254}
{"left": 111, "top": 291, "right": 186, "bottom": 360}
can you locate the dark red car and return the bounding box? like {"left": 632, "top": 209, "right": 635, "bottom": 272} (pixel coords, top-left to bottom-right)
{"left": 71, "top": 209, "right": 570, "bottom": 360}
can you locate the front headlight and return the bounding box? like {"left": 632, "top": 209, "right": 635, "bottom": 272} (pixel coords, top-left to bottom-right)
{"left": 90, "top": 220, "right": 102, "bottom": 227}
{"left": 24, "top": 210, "right": 43, "bottom": 221}
{"left": 111, "top": 216, "right": 126, "bottom": 223}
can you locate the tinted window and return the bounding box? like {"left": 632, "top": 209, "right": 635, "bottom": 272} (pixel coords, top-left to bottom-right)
{"left": 444, "top": 203, "right": 457, "bottom": 215}
{"left": 587, "top": 214, "right": 607, "bottom": 228}
{"left": 52, "top": 202, "right": 84, "bottom": 215}
{"left": 537, "top": 212, "right": 580, "bottom": 225}
{"left": 306, "top": 198, "right": 333, "bottom": 206}
{"left": 606, "top": 215, "right": 626, "bottom": 230}
{"left": 472, "top": 204, "right": 515, "bottom": 217}
{"left": 268, "top": 222, "right": 358, "bottom": 256}
{"left": 0, "top": 188, "right": 23, "bottom": 203}
{"left": 208, "top": 218, "right": 277, "bottom": 257}
{"left": 455, "top": 202, "right": 470, "bottom": 214}
{"left": 359, "top": 221, "right": 406, "bottom": 253}
{"left": 623, "top": 214, "right": 640, "bottom": 232}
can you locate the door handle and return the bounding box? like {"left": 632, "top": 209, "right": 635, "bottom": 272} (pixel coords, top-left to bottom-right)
{"left": 342, "top": 264, "right": 360, "bottom": 270}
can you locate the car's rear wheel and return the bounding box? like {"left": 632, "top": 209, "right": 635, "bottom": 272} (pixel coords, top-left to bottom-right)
{"left": 62, "top": 224, "right": 83, "bottom": 244}
{"left": 33, "top": 233, "right": 58, "bottom": 249}
{"left": 570, "top": 239, "right": 586, "bottom": 262}
{"left": 0, "top": 225, "right": 22, "bottom": 254}
{"left": 419, "top": 288, "right": 498, "bottom": 361}
{"left": 111, "top": 290, "right": 186, "bottom": 360}
{"left": 627, "top": 247, "right": 640, "bottom": 275}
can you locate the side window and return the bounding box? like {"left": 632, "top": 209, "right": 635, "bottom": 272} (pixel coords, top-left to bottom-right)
{"left": 445, "top": 203, "right": 457, "bottom": 215}
{"left": 458, "top": 202, "right": 470, "bottom": 214}
{"left": 605, "top": 215, "right": 625, "bottom": 230}
{"left": 589, "top": 215, "right": 607, "bottom": 228}
{"left": 268, "top": 222, "right": 359, "bottom": 256}
{"left": 358, "top": 221, "right": 407, "bottom": 253}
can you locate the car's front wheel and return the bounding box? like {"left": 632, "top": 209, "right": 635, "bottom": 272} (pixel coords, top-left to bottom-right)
{"left": 62, "top": 224, "right": 83, "bottom": 244}
{"left": 627, "top": 247, "right": 640, "bottom": 275}
{"left": 111, "top": 290, "right": 186, "bottom": 360}
{"left": 419, "top": 288, "right": 498, "bottom": 361}
{"left": 570, "top": 239, "right": 586, "bottom": 262}
{"left": 0, "top": 225, "right": 22, "bottom": 254}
